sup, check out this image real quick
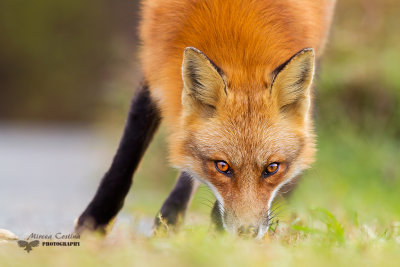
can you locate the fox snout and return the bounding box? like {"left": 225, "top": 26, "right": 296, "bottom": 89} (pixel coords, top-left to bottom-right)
{"left": 223, "top": 217, "right": 270, "bottom": 239}
{"left": 227, "top": 218, "right": 270, "bottom": 239}
{"left": 237, "top": 225, "right": 258, "bottom": 238}
{"left": 218, "top": 203, "right": 271, "bottom": 239}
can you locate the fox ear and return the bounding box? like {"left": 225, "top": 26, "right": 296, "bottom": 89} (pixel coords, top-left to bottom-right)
{"left": 182, "top": 47, "right": 226, "bottom": 114}
{"left": 270, "top": 48, "right": 315, "bottom": 117}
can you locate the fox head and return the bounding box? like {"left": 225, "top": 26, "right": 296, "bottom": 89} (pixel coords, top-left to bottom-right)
{"left": 171, "top": 47, "right": 316, "bottom": 238}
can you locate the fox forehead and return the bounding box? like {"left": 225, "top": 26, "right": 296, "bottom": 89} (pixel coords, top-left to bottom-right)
{"left": 189, "top": 95, "right": 305, "bottom": 168}
{"left": 195, "top": 123, "right": 303, "bottom": 167}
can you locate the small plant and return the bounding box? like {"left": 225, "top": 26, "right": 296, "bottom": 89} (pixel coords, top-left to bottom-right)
{"left": 291, "top": 208, "right": 345, "bottom": 244}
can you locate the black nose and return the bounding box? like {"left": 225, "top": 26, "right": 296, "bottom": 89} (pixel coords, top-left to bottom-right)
{"left": 237, "top": 225, "right": 258, "bottom": 237}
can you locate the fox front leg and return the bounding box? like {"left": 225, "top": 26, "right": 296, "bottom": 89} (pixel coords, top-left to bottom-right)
{"left": 154, "top": 172, "right": 199, "bottom": 230}
{"left": 75, "top": 81, "right": 161, "bottom": 233}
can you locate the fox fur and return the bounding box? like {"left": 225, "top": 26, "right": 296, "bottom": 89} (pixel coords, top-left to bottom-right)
{"left": 76, "top": 0, "right": 335, "bottom": 238}
{"left": 140, "top": 0, "right": 335, "bottom": 126}
{"left": 138, "top": 0, "right": 335, "bottom": 237}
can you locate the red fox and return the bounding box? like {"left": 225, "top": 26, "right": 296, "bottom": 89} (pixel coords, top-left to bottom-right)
{"left": 76, "top": 0, "right": 335, "bottom": 238}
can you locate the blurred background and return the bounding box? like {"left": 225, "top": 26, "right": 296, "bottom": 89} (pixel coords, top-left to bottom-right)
{"left": 0, "top": 0, "right": 399, "bottom": 237}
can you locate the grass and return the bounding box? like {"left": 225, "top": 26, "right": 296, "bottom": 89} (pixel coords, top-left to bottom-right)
{"left": 1, "top": 125, "right": 399, "bottom": 267}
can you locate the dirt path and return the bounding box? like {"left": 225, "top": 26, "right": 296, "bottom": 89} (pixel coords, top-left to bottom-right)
{"left": 0, "top": 124, "right": 114, "bottom": 238}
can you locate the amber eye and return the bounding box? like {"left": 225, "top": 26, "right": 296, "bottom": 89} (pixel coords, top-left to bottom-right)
{"left": 215, "top": 160, "right": 232, "bottom": 175}
{"left": 263, "top": 162, "right": 279, "bottom": 178}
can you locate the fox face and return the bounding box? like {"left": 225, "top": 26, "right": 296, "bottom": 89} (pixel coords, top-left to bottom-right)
{"left": 171, "top": 47, "right": 316, "bottom": 238}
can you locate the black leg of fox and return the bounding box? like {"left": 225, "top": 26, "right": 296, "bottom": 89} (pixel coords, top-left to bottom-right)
{"left": 76, "top": 81, "right": 161, "bottom": 233}
{"left": 155, "top": 172, "right": 196, "bottom": 228}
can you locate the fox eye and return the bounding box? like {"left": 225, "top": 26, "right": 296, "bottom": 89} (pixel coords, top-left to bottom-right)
{"left": 215, "top": 160, "right": 232, "bottom": 175}
{"left": 263, "top": 162, "right": 279, "bottom": 178}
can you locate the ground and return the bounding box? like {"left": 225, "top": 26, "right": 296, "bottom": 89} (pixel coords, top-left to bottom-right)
{"left": 0, "top": 124, "right": 399, "bottom": 266}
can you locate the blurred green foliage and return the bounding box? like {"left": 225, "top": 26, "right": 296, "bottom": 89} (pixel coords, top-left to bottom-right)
{"left": 0, "top": 0, "right": 140, "bottom": 121}
{"left": 317, "top": 0, "right": 400, "bottom": 136}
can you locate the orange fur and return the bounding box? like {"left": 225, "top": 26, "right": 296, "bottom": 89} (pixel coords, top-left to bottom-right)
{"left": 139, "top": 0, "right": 335, "bottom": 236}
{"left": 140, "top": 0, "right": 334, "bottom": 128}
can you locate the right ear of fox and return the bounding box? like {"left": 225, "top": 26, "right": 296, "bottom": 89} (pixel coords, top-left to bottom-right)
{"left": 181, "top": 47, "right": 226, "bottom": 114}
{"left": 270, "top": 48, "right": 315, "bottom": 118}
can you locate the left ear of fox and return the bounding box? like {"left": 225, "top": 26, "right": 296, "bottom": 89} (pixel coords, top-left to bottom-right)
{"left": 181, "top": 47, "right": 226, "bottom": 115}
{"left": 270, "top": 48, "right": 315, "bottom": 117}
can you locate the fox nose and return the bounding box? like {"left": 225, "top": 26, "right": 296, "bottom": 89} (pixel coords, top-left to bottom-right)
{"left": 237, "top": 225, "right": 258, "bottom": 238}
